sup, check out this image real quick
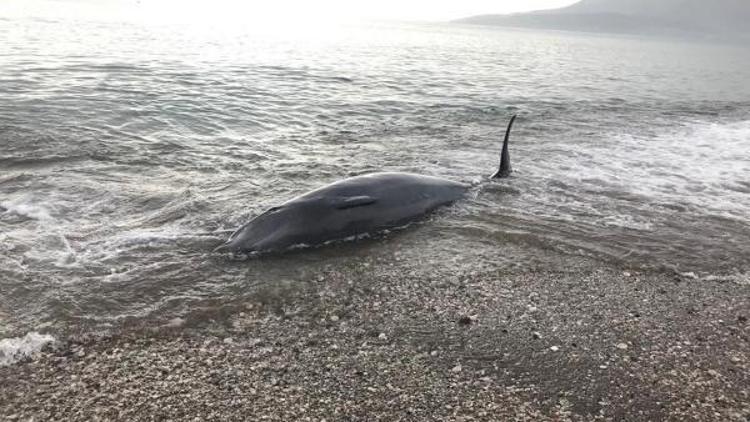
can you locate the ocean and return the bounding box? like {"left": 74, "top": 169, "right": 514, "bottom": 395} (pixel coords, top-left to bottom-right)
{"left": 1, "top": 17, "right": 749, "bottom": 346}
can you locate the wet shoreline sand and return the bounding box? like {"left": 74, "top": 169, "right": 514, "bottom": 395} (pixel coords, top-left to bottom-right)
{"left": 1, "top": 260, "right": 748, "bottom": 421}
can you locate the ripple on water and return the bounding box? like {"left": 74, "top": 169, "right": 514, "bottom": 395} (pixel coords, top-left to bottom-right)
{"left": 1, "top": 18, "right": 749, "bottom": 336}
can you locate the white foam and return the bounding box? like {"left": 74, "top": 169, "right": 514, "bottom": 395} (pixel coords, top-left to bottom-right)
{"left": 702, "top": 272, "right": 750, "bottom": 286}
{"left": 600, "top": 214, "right": 654, "bottom": 231}
{"left": 0, "top": 332, "right": 56, "bottom": 366}
{"left": 98, "top": 227, "right": 208, "bottom": 251}
{"left": 607, "top": 120, "right": 750, "bottom": 219}
{"left": 536, "top": 119, "right": 750, "bottom": 226}
{"left": 0, "top": 197, "right": 53, "bottom": 221}
{"left": 115, "top": 230, "right": 184, "bottom": 246}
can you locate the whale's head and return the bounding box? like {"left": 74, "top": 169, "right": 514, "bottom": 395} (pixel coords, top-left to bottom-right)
{"left": 214, "top": 200, "right": 324, "bottom": 254}
{"left": 214, "top": 206, "right": 290, "bottom": 253}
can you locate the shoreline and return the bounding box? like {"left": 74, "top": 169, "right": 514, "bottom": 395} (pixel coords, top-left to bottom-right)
{"left": 1, "top": 262, "right": 748, "bottom": 421}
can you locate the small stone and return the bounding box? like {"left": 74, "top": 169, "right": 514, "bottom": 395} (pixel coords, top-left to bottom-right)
{"left": 378, "top": 333, "right": 387, "bottom": 341}
{"left": 330, "top": 315, "right": 340, "bottom": 322}
{"left": 430, "top": 350, "right": 439, "bottom": 357}
{"left": 616, "top": 343, "right": 629, "bottom": 350}
{"left": 457, "top": 316, "right": 473, "bottom": 325}
{"left": 451, "top": 364, "right": 462, "bottom": 373}
{"left": 623, "top": 271, "right": 631, "bottom": 277}
{"left": 532, "top": 332, "right": 541, "bottom": 340}
{"left": 223, "top": 337, "right": 234, "bottom": 344}
{"left": 550, "top": 346, "right": 560, "bottom": 352}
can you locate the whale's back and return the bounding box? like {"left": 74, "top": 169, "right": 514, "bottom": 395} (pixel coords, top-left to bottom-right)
{"left": 220, "top": 172, "right": 469, "bottom": 253}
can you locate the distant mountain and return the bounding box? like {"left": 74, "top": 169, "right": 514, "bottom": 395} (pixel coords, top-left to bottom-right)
{"left": 456, "top": 0, "right": 750, "bottom": 37}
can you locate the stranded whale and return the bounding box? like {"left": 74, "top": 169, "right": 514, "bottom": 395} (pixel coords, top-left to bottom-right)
{"left": 215, "top": 115, "right": 518, "bottom": 254}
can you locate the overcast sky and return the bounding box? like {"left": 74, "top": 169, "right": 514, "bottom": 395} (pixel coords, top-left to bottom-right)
{"left": 2, "top": 0, "right": 580, "bottom": 23}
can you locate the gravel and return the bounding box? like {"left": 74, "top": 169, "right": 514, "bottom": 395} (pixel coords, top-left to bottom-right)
{"left": 1, "top": 259, "right": 749, "bottom": 421}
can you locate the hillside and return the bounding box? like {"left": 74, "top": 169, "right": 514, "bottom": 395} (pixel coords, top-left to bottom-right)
{"left": 456, "top": 0, "right": 750, "bottom": 37}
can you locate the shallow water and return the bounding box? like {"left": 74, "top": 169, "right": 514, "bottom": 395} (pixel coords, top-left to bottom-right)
{"left": 1, "top": 18, "right": 749, "bottom": 337}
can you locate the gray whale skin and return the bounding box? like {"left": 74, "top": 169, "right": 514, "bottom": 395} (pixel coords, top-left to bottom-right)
{"left": 216, "top": 115, "right": 517, "bottom": 254}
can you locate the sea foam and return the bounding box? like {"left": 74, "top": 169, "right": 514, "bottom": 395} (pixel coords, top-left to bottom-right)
{"left": 0, "top": 198, "right": 53, "bottom": 221}
{"left": 0, "top": 332, "right": 56, "bottom": 366}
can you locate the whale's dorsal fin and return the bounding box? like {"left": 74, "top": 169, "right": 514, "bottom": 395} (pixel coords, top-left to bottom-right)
{"left": 333, "top": 196, "right": 377, "bottom": 209}
{"left": 492, "top": 114, "right": 517, "bottom": 179}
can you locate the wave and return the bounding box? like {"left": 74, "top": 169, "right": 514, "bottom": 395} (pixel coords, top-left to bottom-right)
{"left": 605, "top": 119, "right": 750, "bottom": 221}
{"left": 0, "top": 197, "right": 54, "bottom": 221}
{"left": 0, "top": 332, "right": 55, "bottom": 367}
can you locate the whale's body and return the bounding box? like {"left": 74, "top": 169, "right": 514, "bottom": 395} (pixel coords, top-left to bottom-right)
{"left": 216, "top": 172, "right": 468, "bottom": 253}
{"left": 216, "top": 115, "right": 517, "bottom": 254}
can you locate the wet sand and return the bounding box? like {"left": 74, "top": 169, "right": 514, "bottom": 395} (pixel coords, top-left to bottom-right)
{"left": 1, "top": 260, "right": 749, "bottom": 421}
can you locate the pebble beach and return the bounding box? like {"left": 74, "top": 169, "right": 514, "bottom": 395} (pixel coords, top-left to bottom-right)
{"left": 2, "top": 258, "right": 748, "bottom": 421}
